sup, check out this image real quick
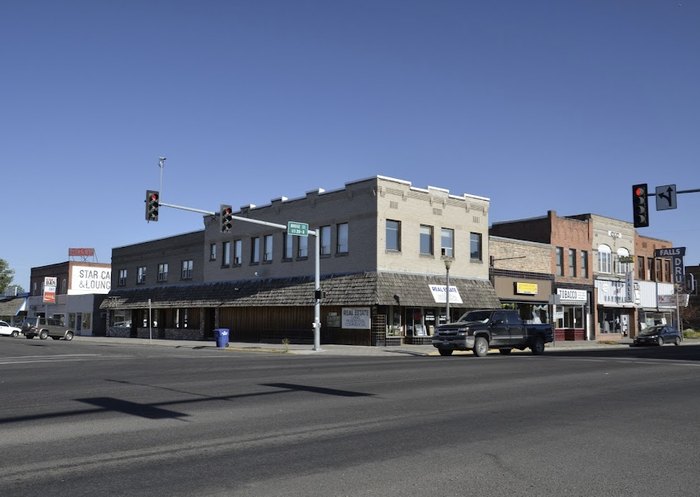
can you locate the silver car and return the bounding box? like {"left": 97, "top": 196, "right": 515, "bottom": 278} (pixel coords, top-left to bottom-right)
{"left": 21, "top": 317, "right": 74, "bottom": 341}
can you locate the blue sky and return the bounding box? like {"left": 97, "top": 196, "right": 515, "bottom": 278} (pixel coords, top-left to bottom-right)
{"left": 2, "top": 0, "right": 699, "bottom": 288}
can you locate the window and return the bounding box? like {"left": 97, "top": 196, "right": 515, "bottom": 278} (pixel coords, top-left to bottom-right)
{"left": 320, "top": 225, "right": 331, "bottom": 256}
{"left": 637, "top": 256, "right": 646, "bottom": 280}
{"left": 298, "top": 235, "right": 308, "bottom": 258}
{"left": 175, "top": 309, "right": 189, "bottom": 329}
{"left": 664, "top": 259, "right": 671, "bottom": 282}
{"left": 648, "top": 258, "right": 655, "bottom": 281}
{"left": 598, "top": 245, "right": 611, "bottom": 274}
{"left": 118, "top": 269, "right": 127, "bottom": 287}
{"left": 222, "top": 241, "right": 231, "bottom": 267}
{"left": 181, "top": 260, "right": 193, "bottom": 280}
{"left": 157, "top": 263, "right": 169, "bottom": 282}
{"left": 616, "top": 248, "right": 631, "bottom": 275}
{"left": 263, "top": 235, "right": 273, "bottom": 262}
{"left": 568, "top": 249, "right": 576, "bottom": 277}
{"left": 337, "top": 223, "right": 348, "bottom": 254}
{"left": 209, "top": 243, "right": 217, "bottom": 261}
{"left": 581, "top": 250, "right": 589, "bottom": 278}
{"left": 470, "top": 232, "right": 482, "bottom": 261}
{"left": 283, "top": 232, "right": 293, "bottom": 260}
{"left": 656, "top": 258, "right": 663, "bottom": 281}
{"left": 420, "top": 225, "right": 433, "bottom": 255}
{"left": 386, "top": 220, "right": 401, "bottom": 251}
{"left": 137, "top": 266, "right": 147, "bottom": 284}
{"left": 555, "top": 247, "right": 564, "bottom": 276}
{"left": 440, "top": 228, "right": 454, "bottom": 257}
{"left": 233, "top": 240, "right": 242, "bottom": 266}
{"left": 251, "top": 237, "right": 260, "bottom": 264}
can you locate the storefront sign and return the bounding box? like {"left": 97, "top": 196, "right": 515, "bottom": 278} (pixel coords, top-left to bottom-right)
{"left": 43, "top": 277, "right": 57, "bottom": 304}
{"left": 69, "top": 248, "right": 95, "bottom": 257}
{"left": 557, "top": 288, "right": 587, "bottom": 302}
{"left": 68, "top": 266, "right": 111, "bottom": 295}
{"left": 342, "top": 307, "right": 371, "bottom": 329}
{"left": 515, "top": 282, "right": 538, "bottom": 295}
{"left": 429, "top": 285, "right": 464, "bottom": 304}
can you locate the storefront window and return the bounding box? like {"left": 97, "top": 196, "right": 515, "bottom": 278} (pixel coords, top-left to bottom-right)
{"left": 405, "top": 308, "right": 425, "bottom": 337}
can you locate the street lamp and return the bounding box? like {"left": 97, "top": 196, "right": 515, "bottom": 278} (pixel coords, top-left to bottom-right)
{"left": 442, "top": 254, "right": 454, "bottom": 323}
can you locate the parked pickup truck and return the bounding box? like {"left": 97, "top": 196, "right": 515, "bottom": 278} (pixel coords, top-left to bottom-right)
{"left": 432, "top": 309, "right": 553, "bottom": 357}
{"left": 21, "top": 316, "right": 75, "bottom": 341}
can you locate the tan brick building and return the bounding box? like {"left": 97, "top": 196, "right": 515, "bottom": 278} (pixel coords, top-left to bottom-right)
{"left": 102, "top": 176, "right": 500, "bottom": 345}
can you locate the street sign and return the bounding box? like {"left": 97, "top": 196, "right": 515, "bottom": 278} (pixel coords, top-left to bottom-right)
{"left": 287, "top": 221, "right": 309, "bottom": 237}
{"left": 655, "top": 184, "right": 677, "bottom": 210}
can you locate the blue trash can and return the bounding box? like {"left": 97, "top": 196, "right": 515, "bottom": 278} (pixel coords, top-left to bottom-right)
{"left": 214, "top": 328, "right": 230, "bottom": 348}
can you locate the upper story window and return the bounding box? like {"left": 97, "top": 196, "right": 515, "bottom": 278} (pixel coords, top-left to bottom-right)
{"left": 222, "top": 241, "right": 231, "bottom": 267}
{"left": 181, "top": 260, "right": 193, "bottom": 280}
{"left": 581, "top": 250, "right": 589, "bottom": 278}
{"left": 118, "top": 269, "right": 127, "bottom": 287}
{"left": 648, "top": 258, "right": 655, "bottom": 281}
{"left": 556, "top": 247, "right": 564, "bottom": 276}
{"left": 470, "top": 232, "right": 482, "bottom": 262}
{"left": 637, "top": 256, "right": 645, "bottom": 280}
{"left": 209, "top": 243, "right": 217, "bottom": 261}
{"left": 283, "top": 232, "right": 293, "bottom": 260}
{"left": 663, "top": 259, "right": 671, "bottom": 282}
{"left": 420, "top": 225, "right": 433, "bottom": 255}
{"left": 598, "top": 244, "right": 612, "bottom": 274}
{"left": 298, "top": 235, "right": 308, "bottom": 259}
{"left": 615, "top": 248, "right": 631, "bottom": 275}
{"left": 233, "top": 240, "right": 242, "bottom": 266}
{"left": 251, "top": 237, "right": 260, "bottom": 264}
{"left": 386, "top": 220, "right": 401, "bottom": 251}
{"left": 157, "top": 263, "right": 169, "bottom": 282}
{"left": 263, "top": 235, "right": 273, "bottom": 262}
{"left": 137, "top": 266, "right": 147, "bottom": 285}
{"left": 568, "top": 249, "right": 577, "bottom": 277}
{"left": 320, "top": 225, "right": 332, "bottom": 256}
{"left": 656, "top": 258, "right": 663, "bottom": 281}
{"left": 337, "top": 223, "right": 348, "bottom": 254}
{"left": 441, "top": 228, "right": 454, "bottom": 258}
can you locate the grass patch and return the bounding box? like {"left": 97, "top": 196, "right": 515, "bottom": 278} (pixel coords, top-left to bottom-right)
{"left": 683, "top": 329, "right": 700, "bottom": 339}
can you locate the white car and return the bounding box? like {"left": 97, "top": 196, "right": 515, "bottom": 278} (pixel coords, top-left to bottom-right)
{"left": 0, "top": 320, "right": 23, "bottom": 337}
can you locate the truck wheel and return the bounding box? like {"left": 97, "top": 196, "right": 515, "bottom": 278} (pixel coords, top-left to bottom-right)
{"left": 39, "top": 330, "right": 49, "bottom": 340}
{"left": 11, "top": 330, "right": 18, "bottom": 338}
{"left": 499, "top": 348, "right": 512, "bottom": 355}
{"left": 473, "top": 336, "right": 488, "bottom": 357}
{"left": 64, "top": 331, "right": 74, "bottom": 341}
{"left": 438, "top": 348, "right": 453, "bottom": 356}
{"left": 531, "top": 337, "right": 545, "bottom": 355}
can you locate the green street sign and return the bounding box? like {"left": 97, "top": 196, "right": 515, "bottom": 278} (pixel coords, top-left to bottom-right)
{"left": 287, "top": 221, "right": 309, "bottom": 237}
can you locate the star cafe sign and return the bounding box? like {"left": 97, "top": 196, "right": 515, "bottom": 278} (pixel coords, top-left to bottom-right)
{"left": 654, "top": 247, "right": 686, "bottom": 286}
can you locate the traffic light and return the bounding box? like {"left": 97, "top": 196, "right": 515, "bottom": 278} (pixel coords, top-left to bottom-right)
{"left": 220, "top": 204, "right": 233, "bottom": 232}
{"left": 632, "top": 183, "right": 649, "bottom": 228}
{"left": 145, "top": 190, "right": 159, "bottom": 222}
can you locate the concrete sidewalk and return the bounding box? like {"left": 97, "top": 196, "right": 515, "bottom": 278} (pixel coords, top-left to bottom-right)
{"left": 74, "top": 335, "right": 638, "bottom": 357}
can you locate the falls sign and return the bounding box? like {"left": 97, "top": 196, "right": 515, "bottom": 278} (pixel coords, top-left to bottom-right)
{"left": 655, "top": 247, "right": 686, "bottom": 285}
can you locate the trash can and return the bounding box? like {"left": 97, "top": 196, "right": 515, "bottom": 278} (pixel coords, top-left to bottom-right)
{"left": 214, "top": 328, "right": 230, "bottom": 348}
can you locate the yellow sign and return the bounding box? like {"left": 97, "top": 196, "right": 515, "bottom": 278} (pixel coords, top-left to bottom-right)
{"left": 515, "top": 282, "right": 538, "bottom": 295}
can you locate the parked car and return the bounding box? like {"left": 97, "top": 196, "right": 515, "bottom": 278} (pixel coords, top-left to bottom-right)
{"left": 633, "top": 325, "right": 681, "bottom": 347}
{"left": 21, "top": 317, "right": 74, "bottom": 341}
{"left": 0, "top": 320, "right": 23, "bottom": 337}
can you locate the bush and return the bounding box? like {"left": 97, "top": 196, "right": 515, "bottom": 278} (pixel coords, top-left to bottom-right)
{"left": 682, "top": 329, "right": 700, "bottom": 339}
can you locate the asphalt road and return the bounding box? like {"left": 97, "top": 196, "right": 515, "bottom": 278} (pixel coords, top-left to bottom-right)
{"left": 1, "top": 338, "right": 699, "bottom": 497}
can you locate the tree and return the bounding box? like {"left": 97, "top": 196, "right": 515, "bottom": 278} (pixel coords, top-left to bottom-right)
{"left": 0, "top": 258, "right": 14, "bottom": 294}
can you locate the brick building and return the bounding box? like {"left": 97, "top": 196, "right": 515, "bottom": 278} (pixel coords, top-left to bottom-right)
{"left": 101, "top": 176, "right": 500, "bottom": 345}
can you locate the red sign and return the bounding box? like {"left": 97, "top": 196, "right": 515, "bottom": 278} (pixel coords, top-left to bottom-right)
{"left": 69, "top": 248, "right": 95, "bottom": 257}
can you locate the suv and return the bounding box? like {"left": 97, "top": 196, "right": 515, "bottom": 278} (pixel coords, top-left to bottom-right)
{"left": 22, "top": 317, "right": 74, "bottom": 341}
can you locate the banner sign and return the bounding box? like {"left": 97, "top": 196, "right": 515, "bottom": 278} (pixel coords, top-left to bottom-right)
{"left": 43, "top": 277, "right": 57, "bottom": 304}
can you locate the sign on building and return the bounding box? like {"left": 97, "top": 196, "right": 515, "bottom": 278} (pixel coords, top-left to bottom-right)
{"left": 43, "top": 277, "right": 57, "bottom": 304}
{"left": 429, "top": 284, "right": 464, "bottom": 304}
{"left": 342, "top": 307, "right": 371, "bottom": 329}
{"left": 655, "top": 247, "right": 686, "bottom": 286}
{"left": 68, "top": 266, "right": 112, "bottom": 295}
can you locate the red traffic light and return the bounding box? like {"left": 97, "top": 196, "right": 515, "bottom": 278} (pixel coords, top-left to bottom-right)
{"left": 145, "top": 190, "right": 160, "bottom": 222}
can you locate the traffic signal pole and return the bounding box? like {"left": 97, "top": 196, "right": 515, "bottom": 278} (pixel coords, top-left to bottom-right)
{"left": 154, "top": 200, "right": 323, "bottom": 351}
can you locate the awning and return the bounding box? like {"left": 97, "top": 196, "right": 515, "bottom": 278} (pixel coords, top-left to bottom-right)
{"left": 101, "top": 272, "right": 500, "bottom": 310}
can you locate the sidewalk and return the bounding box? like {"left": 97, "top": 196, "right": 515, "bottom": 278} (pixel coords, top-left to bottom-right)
{"left": 74, "top": 335, "right": 637, "bottom": 357}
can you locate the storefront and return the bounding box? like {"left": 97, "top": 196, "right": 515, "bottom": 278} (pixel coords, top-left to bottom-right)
{"left": 595, "top": 279, "right": 636, "bottom": 338}
{"left": 491, "top": 274, "right": 552, "bottom": 325}
{"left": 554, "top": 287, "right": 591, "bottom": 341}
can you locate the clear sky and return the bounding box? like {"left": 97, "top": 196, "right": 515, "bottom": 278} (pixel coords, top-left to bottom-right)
{"left": 2, "top": 0, "right": 699, "bottom": 289}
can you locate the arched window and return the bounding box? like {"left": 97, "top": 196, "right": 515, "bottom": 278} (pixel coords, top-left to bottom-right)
{"left": 616, "top": 247, "right": 631, "bottom": 275}
{"left": 598, "top": 244, "right": 612, "bottom": 274}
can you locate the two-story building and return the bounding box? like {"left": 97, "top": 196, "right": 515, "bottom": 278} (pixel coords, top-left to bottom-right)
{"left": 101, "top": 176, "right": 501, "bottom": 345}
